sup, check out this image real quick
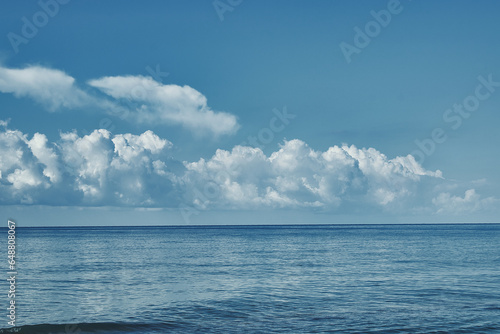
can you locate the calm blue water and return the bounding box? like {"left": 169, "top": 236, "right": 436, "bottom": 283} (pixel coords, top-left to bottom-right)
{"left": 1, "top": 224, "right": 499, "bottom": 333}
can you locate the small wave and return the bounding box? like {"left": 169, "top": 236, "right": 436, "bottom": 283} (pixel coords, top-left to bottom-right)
{"left": 0, "top": 321, "right": 183, "bottom": 334}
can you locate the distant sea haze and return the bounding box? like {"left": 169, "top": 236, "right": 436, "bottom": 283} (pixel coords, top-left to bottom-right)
{"left": 3, "top": 224, "right": 499, "bottom": 333}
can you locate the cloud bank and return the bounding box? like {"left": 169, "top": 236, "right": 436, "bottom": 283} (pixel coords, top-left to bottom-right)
{"left": 1, "top": 123, "right": 493, "bottom": 216}
{"left": 0, "top": 65, "right": 239, "bottom": 136}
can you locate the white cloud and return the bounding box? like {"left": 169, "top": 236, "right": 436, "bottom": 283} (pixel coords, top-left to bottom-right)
{"left": 88, "top": 75, "right": 239, "bottom": 136}
{"left": 111, "top": 130, "right": 172, "bottom": 168}
{"left": 7, "top": 168, "right": 43, "bottom": 190}
{"left": 59, "top": 129, "right": 114, "bottom": 199}
{"left": 0, "top": 125, "right": 178, "bottom": 206}
{"left": 0, "top": 65, "right": 239, "bottom": 137}
{"left": 0, "top": 123, "right": 496, "bottom": 216}
{"left": 0, "top": 65, "right": 91, "bottom": 111}
{"left": 182, "top": 139, "right": 445, "bottom": 210}
{"left": 28, "top": 133, "right": 61, "bottom": 183}
{"left": 0, "top": 128, "right": 50, "bottom": 204}
{"left": 432, "top": 189, "right": 499, "bottom": 214}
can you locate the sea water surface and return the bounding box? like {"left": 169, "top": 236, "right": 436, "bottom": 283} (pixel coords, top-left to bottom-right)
{"left": 2, "top": 224, "right": 500, "bottom": 333}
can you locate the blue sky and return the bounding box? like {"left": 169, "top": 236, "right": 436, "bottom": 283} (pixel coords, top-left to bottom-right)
{"left": 0, "top": 0, "right": 499, "bottom": 225}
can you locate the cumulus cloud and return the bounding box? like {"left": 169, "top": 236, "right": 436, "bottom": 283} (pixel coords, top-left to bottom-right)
{"left": 0, "top": 127, "right": 51, "bottom": 204}
{"left": 1, "top": 123, "right": 475, "bottom": 215}
{"left": 0, "top": 124, "right": 179, "bottom": 206}
{"left": 432, "top": 189, "right": 499, "bottom": 214}
{"left": 0, "top": 65, "right": 239, "bottom": 136}
{"left": 28, "top": 133, "right": 61, "bottom": 183}
{"left": 182, "top": 139, "right": 444, "bottom": 211}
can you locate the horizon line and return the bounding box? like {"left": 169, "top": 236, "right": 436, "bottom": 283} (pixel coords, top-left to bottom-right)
{"left": 4, "top": 222, "right": 500, "bottom": 228}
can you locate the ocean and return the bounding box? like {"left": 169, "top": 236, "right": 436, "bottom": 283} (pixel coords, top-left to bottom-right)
{"left": 2, "top": 224, "right": 499, "bottom": 333}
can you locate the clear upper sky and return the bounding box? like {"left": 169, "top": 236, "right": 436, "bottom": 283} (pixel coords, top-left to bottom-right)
{"left": 0, "top": 0, "right": 499, "bottom": 225}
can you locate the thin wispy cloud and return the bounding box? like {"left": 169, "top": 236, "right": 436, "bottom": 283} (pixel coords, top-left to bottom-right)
{"left": 88, "top": 75, "right": 239, "bottom": 136}
{"left": 0, "top": 65, "right": 239, "bottom": 136}
{"left": 0, "top": 65, "right": 91, "bottom": 111}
